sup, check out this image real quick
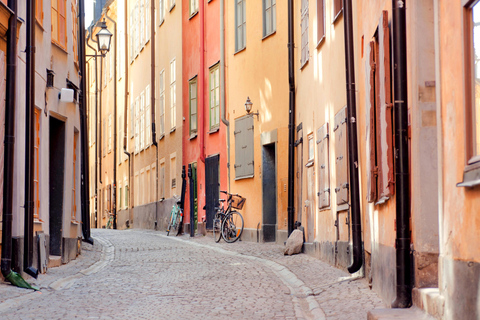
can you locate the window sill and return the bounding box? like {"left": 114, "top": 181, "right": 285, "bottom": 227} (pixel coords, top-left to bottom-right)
{"left": 305, "top": 160, "right": 314, "bottom": 167}
{"left": 235, "top": 174, "right": 254, "bottom": 181}
{"left": 189, "top": 132, "right": 197, "bottom": 140}
{"left": 208, "top": 127, "right": 219, "bottom": 134}
{"left": 158, "top": 133, "right": 165, "bottom": 141}
{"left": 170, "top": 127, "right": 176, "bottom": 134}
{"left": 300, "top": 59, "right": 309, "bottom": 71}
{"left": 332, "top": 9, "right": 343, "bottom": 25}
{"left": 457, "top": 161, "right": 480, "bottom": 188}
{"left": 51, "top": 41, "right": 68, "bottom": 54}
{"left": 234, "top": 47, "right": 246, "bottom": 55}
{"left": 34, "top": 218, "right": 44, "bottom": 224}
{"left": 189, "top": 11, "right": 198, "bottom": 20}
{"left": 71, "top": 220, "right": 80, "bottom": 225}
{"left": 337, "top": 203, "right": 349, "bottom": 212}
{"left": 170, "top": 3, "right": 175, "bottom": 12}
{"left": 36, "top": 19, "right": 45, "bottom": 32}
{"left": 159, "top": 19, "right": 165, "bottom": 27}
{"left": 316, "top": 35, "right": 326, "bottom": 50}
{"left": 262, "top": 31, "right": 276, "bottom": 41}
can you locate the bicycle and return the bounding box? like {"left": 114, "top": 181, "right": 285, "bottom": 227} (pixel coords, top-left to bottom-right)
{"left": 213, "top": 191, "right": 245, "bottom": 243}
{"left": 166, "top": 196, "right": 183, "bottom": 236}
{"left": 106, "top": 212, "right": 114, "bottom": 229}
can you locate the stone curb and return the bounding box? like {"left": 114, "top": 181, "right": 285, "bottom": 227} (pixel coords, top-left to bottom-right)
{"left": 156, "top": 234, "right": 327, "bottom": 320}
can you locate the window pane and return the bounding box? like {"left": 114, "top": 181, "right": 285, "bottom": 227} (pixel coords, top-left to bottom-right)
{"left": 474, "top": 3, "right": 480, "bottom": 156}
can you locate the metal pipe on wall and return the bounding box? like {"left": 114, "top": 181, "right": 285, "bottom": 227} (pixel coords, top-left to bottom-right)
{"left": 391, "top": 0, "right": 412, "bottom": 308}
{"left": 1, "top": 0, "right": 18, "bottom": 279}
{"left": 343, "top": 0, "right": 363, "bottom": 275}
{"left": 123, "top": 0, "right": 131, "bottom": 215}
{"left": 199, "top": 0, "right": 205, "bottom": 163}
{"left": 287, "top": 0, "right": 296, "bottom": 236}
{"left": 24, "top": 0, "right": 38, "bottom": 279}
{"left": 104, "top": 10, "right": 117, "bottom": 230}
{"left": 220, "top": 0, "right": 230, "bottom": 193}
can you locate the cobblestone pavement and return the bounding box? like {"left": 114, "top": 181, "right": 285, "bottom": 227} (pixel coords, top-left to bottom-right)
{"left": 0, "top": 229, "right": 384, "bottom": 319}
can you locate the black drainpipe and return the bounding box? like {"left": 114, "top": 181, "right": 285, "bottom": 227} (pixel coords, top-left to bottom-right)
{"left": 79, "top": 0, "right": 93, "bottom": 243}
{"left": 104, "top": 10, "right": 117, "bottom": 230}
{"left": 343, "top": 0, "right": 362, "bottom": 274}
{"left": 123, "top": 0, "right": 131, "bottom": 221}
{"left": 91, "top": 26, "right": 103, "bottom": 186}
{"left": 150, "top": 0, "right": 159, "bottom": 230}
{"left": 287, "top": 0, "right": 295, "bottom": 236}
{"left": 391, "top": 0, "right": 411, "bottom": 308}
{"left": 2, "top": 0, "right": 18, "bottom": 280}
{"left": 87, "top": 29, "right": 99, "bottom": 228}
{"left": 24, "top": 0, "right": 38, "bottom": 279}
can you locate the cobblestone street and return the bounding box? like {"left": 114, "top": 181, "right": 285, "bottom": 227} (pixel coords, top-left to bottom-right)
{"left": 0, "top": 229, "right": 384, "bottom": 319}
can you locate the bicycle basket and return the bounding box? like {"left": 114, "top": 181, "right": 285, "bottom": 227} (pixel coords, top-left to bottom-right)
{"left": 230, "top": 194, "right": 246, "bottom": 210}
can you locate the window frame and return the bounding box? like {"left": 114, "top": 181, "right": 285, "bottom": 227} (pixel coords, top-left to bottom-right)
{"left": 159, "top": 69, "right": 166, "bottom": 137}
{"left": 189, "top": 76, "right": 198, "bottom": 136}
{"left": 51, "top": 0, "right": 67, "bottom": 50}
{"left": 189, "top": 0, "right": 199, "bottom": 17}
{"left": 34, "top": 109, "right": 41, "bottom": 221}
{"left": 36, "top": 0, "right": 44, "bottom": 27}
{"left": 209, "top": 64, "right": 220, "bottom": 130}
{"left": 300, "top": 0, "right": 309, "bottom": 68}
{"left": 316, "top": 0, "right": 325, "bottom": 46}
{"left": 170, "top": 58, "right": 177, "bottom": 131}
{"left": 235, "top": 0, "right": 246, "bottom": 53}
{"left": 333, "top": 0, "right": 343, "bottom": 24}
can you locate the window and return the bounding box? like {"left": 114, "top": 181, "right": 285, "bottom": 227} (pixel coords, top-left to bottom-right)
{"left": 103, "top": 118, "right": 106, "bottom": 157}
{"left": 34, "top": 109, "right": 40, "bottom": 220}
{"left": 160, "top": 159, "right": 165, "bottom": 199}
{"left": 189, "top": 77, "right": 198, "bottom": 135}
{"left": 140, "top": 90, "right": 145, "bottom": 150}
{"left": 125, "top": 184, "right": 129, "bottom": 208}
{"left": 334, "top": 107, "right": 348, "bottom": 206}
{"left": 51, "top": 0, "right": 67, "bottom": 49}
{"left": 140, "top": 0, "right": 144, "bottom": 48}
{"left": 145, "top": 85, "right": 151, "bottom": 147}
{"left": 119, "top": 185, "right": 122, "bottom": 210}
{"left": 317, "top": 0, "right": 325, "bottom": 44}
{"left": 209, "top": 65, "right": 220, "bottom": 129}
{"left": 170, "top": 0, "right": 176, "bottom": 11}
{"left": 108, "top": 113, "right": 112, "bottom": 153}
{"left": 72, "top": 0, "right": 78, "bottom": 63}
{"left": 119, "top": 116, "right": 123, "bottom": 161}
{"left": 159, "top": 70, "right": 165, "bottom": 136}
{"left": 301, "top": 0, "right": 309, "bottom": 67}
{"left": 234, "top": 116, "right": 254, "bottom": 179}
{"left": 135, "top": 97, "right": 140, "bottom": 153}
{"left": 190, "top": 0, "right": 198, "bottom": 16}
{"left": 130, "top": 83, "right": 134, "bottom": 138}
{"left": 308, "top": 134, "right": 314, "bottom": 162}
{"left": 170, "top": 154, "right": 176, "bottom": 190}
{"left": 365, "top": 11, "right": 394, "bottom": 203}
{"left": 333, "top": 0, "right": 343, "bottom": 21}
{"left": 263, "top": 0, "right": 276, "bottom": 37}
{"left": 317, "top": 123, "right": 330, "bottom": 209}
{"left": 146, "top": 0, "right": 151, "bottom": 43}
{"left": 151, "top": 164, "right": 156, "bottom": 202}
{"left": 36, "top": 0, "right": 44, "bottom": 26}
{"left": 235, "top": 0, "right": 246, "bottom": 52}
{"left": 130, "top": 9, "right": 134, "bottom": 62}
{"left": 159, "top": 0, "right": 165, "bottom": 24}
{"left": 170, "top": 59, "right": 176, "bottom": 130}
{"left": 72, "top": 132, "right": 78, "bottom": 221}
{"left": 465, "top": 1, "right": 480, "bottom": 164}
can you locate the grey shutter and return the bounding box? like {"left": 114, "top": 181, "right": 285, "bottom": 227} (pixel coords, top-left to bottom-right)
{"left": 235, "top": 116, "right": 254, "bottom": 179}
{"left": 245, "top": 116, "right": 254, "bottom": 176}
{"left": 317, "top": 123, "right": 329, "bottom": 209}
{"left": 334, "top": 107, "right": 348, "bottom": 206}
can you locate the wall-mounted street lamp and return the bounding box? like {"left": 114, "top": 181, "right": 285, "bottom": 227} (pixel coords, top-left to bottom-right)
{"left": 245, "top": 96, "right": 259, "bottom": 120}
{"left": 95, "top": 19, "right": 113, "bottom": 55}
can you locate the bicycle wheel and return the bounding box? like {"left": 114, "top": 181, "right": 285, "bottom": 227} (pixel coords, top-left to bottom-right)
{"left": 221, "top": 211, "right": 244, "bottom": 243}
{"left": 174, "top": 209, "right": 183, "bottom": 236}
{"left": 166, "top": 209, "right": 176, "bottom": 236}
{"left": 213, "top": 213, "right": 223, "bottom": 243}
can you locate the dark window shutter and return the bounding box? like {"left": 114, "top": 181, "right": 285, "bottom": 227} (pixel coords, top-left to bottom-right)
{"left": 317, "top": 123, "right": 329, "bottom": 209}
{"left": 333, "top": 0, "right": 342, "bottom": 19}
{"left": 317, "top": 0, "right": 325, "bottom": 42}
{"left": 334, "top": 107, "right": 348, "bottom": 205}
{"left": 376, "top": 10, "right": 394, "bottom": 201}
{"left": 366, "top": 40, "right": 377, "bottom": 203}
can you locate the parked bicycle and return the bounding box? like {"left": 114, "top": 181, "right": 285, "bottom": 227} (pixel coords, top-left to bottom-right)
{"left": 106, "top": 212, "right": 114, "bottom": 229}
{"left": 167, "top": 196, "right": 183, "bottom": 236}
{"left": 213, "top": 191, "right": 245, "bottom": 243}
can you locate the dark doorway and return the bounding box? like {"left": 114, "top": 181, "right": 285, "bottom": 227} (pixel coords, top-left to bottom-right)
{"left": 262, "top": 143, "right": 277, "bottom": 242}
{"left": 49, "top": 117, "right": 65, "bottom": 256}
{"left": 205, "top": 155, "right": 219, "bottom": 230}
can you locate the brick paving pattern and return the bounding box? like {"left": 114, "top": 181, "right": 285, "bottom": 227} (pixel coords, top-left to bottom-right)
{"left": 0, "top": 229, "right": 384, "bottom": 319}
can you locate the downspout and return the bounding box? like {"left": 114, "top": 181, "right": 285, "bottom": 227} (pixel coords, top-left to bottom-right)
{"left": 87, "top": 30, "right": 99, "bottom": 228}
{"left": 287, "top": 0, "right": 295, "bottom": 235}
{"left": 150, "top": 0, "right": 159, "bottom": 228}
{"left": 391, "top": 0, "right": 412, "bottom": 308}
{"left": 1, "top": 0, "right": 36, "bottom": 288}
{"left": 91, "top": 27, "right": 103, "bottom": 185}
{"left": 220, "top": 0, "right": 230, "bottom": 192}
{"left": 343, "top": 0, "right": 362, "bottom": 274}
{"left": 24, "top": 0, "right": 38, "bottom": 278}
{"left": 198, "top": 0, "right": 205, "bottom": 163}
{"left": 79, "top": 0, "right": 93, "bottom": 243}
{"left": 124, "top": 0, "right": 131, "bottom": 216}
{"left": 104, "top": 10, "right": 117, "bottom": 230}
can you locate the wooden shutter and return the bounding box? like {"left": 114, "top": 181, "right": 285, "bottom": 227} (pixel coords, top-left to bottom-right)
{"left": 376, "top": 11, "right": 394, "bottom": 201}
{"left": 59, "top": 0, "right": 67, "bottom": 48}
{"left": 366, "top": 41, "right": 377, "bottom": 203}
{"left": 234, "top": 117, "right": 246, "bottom": 178}
{"left": 245, "top": 116, "right": 254, "bottom": 176}
{"left": 334, "top": 107, "right": 348, "bottom": 205}
{"left": 317, "top": 123, "right": 329, "bottom": 209}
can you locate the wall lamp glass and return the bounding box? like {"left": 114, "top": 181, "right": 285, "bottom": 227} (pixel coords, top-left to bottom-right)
{"left": 245, "top": 96, "right": 259, "bottom": 120}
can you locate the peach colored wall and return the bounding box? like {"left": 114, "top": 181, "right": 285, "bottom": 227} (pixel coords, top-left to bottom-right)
{"left": 226, "top": 0, "right": 289, "bottom": 240}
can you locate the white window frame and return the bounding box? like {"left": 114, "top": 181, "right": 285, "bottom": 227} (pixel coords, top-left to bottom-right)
{"left": 170, "top": 58, "right": 176, "bottom": 131}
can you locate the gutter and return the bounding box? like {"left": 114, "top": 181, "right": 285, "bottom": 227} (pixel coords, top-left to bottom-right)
{"left": 91, "top": 26, "right": 103, "bottom": 185}
{"left": 123, "top": 0, "right": 131, "bottom": 214}
{"left": 343, "top": 0, "right": 362, "bottom": 274}
{"left": 198, "top": 0, "right": 205, "bottom": 163}
{"left": 86, "top": 29, "right": 99, "bottom": 228}
{"left": 79, "top": 0, "right": 93, "bottom": 243}
{"left": 150, "top": 0, "right": 159, "bottom": 229}
{"left": 287, "top": 0, "right": 295, "bottom": 235}
{"left": 220, "top": 0, "right": 230, "bottom": 192}
{"left": 24, "top": 0, "right": 38, "bottom": 279}
{"left": 391, "top": 0, "right": 412, "bottom": 308}
{"left": 104, "top": 9, "right": 117, "bottom": 229}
